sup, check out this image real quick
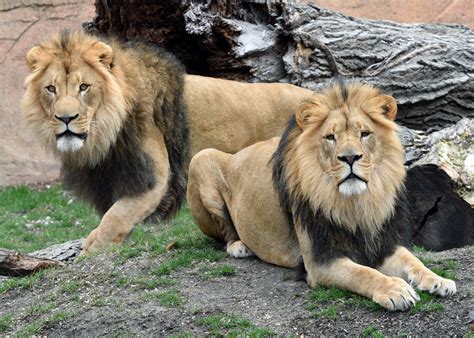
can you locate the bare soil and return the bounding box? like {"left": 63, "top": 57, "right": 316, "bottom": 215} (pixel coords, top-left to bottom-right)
{"left": 1, "top": 246, "right": 473, "bottom": 336}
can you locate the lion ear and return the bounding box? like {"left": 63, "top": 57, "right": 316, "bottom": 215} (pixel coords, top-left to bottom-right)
{"left": 295, "top": 101, "right": 325, "bottom": 130}
{"left": 91, "top": 41, "right": 113, "bottom": 67}
{"left": 26, "top": 46, "right": 45, "bottom": 71}
{"left": 380, "top": 95, "right": 397, "bottom": 121}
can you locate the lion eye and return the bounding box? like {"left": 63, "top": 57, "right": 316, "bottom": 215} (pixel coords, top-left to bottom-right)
{"left": 46, "top": 85, "right": 56, "bottom": 93}
{"left": 79, "top": 83, "right": 90, "bottom": 92}
{"left": 361, "top": 131, "right": 371, "bottom": 138}
{"left": 324, "top": 134, "right": 335, "bottom": 141}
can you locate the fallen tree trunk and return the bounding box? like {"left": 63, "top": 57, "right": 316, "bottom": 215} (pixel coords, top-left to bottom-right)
{"left": 0, "top": 249, "right": 61, "bottom": 277}
{"left": 90, "top": 1, "right": 473, "bottom": 130}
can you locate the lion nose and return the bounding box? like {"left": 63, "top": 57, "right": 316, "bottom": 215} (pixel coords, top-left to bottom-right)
{"left": 337, "top": 154, "right": 362, "bottom": 165}
{"left": 55, "top": 114, "right": 79, "bottom": 125}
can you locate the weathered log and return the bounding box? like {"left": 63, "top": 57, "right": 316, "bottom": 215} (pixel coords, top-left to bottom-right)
{"left": 89, "top": 0, "right": 473, "bottom": 130}
{"left": 29, "top": 239, "right": 83, "bottom": 262}
{"left": 0, "top": 249, "right": 61, "bottom": 277}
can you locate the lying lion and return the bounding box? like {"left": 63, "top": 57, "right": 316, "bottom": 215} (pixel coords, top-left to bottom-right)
{"left": 187, "top": 82, "right": 457, "bottom": 311}
{"left": 21, "top": 31, "right": 313, "bottom": 254}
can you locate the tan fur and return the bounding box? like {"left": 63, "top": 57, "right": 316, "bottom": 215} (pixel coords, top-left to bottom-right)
{"left": 187, "top": 83, "right": 456, "bottom": 310}
{"left": 288, "top": 84, "right": 405, "bottom": 234}
{"left": 21, "top": 31, "right": 314, "bottom": 254}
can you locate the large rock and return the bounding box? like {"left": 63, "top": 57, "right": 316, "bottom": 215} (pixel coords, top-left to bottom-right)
{"left": 0, "top": 0, "right": 95, "bottom": 186}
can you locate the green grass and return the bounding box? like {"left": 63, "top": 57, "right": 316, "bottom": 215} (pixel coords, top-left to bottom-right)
{"left": 310, "top": 305, "right": 340, "bottom": 319}
{"left": 409, "top": 292, "right": 444, "bottom": 313}
{"left": 25, "top": 302, "right": 56, "bottom": 316}
{"left": 0, "top": 313, "right": 13, "bottom": 333}
{"left": 59, "top": 280, "right": 82, "bottom": 294}
{"left": 16, "top": 311, "right": 73, "bottom": 336}
{"left": 198, "top": 313, "right": 275, "bottom": 337}
{"left": 115, "top": 276, "right": 129, "bottom": 287}
{"left": 132, "top": 276, "right": 176, "bottom": 289}
{"left": 141, "top": 288, "right": 184, "bottom": 307}
{"left": 419, "top": 257, "right": 458, "bottom": 280}
{"left": 200, "top": 265, "right": 236, "bottom": 279}
{"left": 412, "top": 245, "right": 429, "bottom": 254}
{"left": 0, "top": 270, "right": 45, "bottom": 294}
{"left": 308, "top": 283, "right": 447, "bottom": 316}
{"left": 307, "top": 285, "right": 382, "bottom": 317}
{"left": 113, "top": 207, "right": 226, "bottom": 270}
{"left": 0, "top": 185, "right": 99, "bottom": 252}
{"left": 361, "top": 325, "right": 384, "bottom": 337}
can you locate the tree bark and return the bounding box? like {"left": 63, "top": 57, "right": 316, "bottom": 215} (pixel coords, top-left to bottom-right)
{"left": 89, "top": 1, "right": 473, "bottom": 130}
{"left": 0, "top": 249, "right": 61, "bottom": 277}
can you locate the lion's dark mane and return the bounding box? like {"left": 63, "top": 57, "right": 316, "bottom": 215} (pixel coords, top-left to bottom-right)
{"left": 271, "top": 103, "right": 411, "bottom": 270}
{"left": 63, "top": 39, "right": 188, "bottom": 222}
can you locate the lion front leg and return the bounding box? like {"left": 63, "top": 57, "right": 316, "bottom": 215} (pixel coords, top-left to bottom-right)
{"left": 295, "top": 224, "right": 419, "bottom": 311}
{"left": 303, "top": 257, "right": 419, "bottom": 311}
{"left": 81, "top": 182, "right": 167, "bottom": 255}
{"left": 378, "top": 246, "right": 457, "bottom": 297}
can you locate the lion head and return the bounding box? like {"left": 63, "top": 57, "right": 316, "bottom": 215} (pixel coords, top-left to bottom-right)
{"left": 273, "top": 81, "right": 405, "bottom": 234}
{"left": 21, "top": 31, "right": 131, "bottom": 166}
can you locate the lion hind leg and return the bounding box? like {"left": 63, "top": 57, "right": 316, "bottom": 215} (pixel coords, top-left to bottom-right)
{"left": 187, "top": 149, "right": 242, "bottom": 247}
{"left": 226, "top": 240, "right": 254, "bottom": 258}
{"left": 378, "top": 246, "right": 456, "bottom": 297}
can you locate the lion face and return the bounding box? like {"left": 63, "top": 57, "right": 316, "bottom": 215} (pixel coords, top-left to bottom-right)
{"left": 21, "top": 32, "right": 128, "bottom": 164}
{"left": 310, "top": 108, "right": 383, "bottom": 197}
{"left": 34, "top": 59, "right": 105, "bottom": 152}
{"left": 287, "top": 83, "right": 405, "bottom": 230}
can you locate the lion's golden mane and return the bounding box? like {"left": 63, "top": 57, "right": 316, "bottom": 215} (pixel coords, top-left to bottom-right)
{"left": 272, "top": 81, "right": 406, "bottom": 236}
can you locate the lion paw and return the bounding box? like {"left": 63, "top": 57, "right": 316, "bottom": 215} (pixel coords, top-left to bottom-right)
{"left": 373, "top": 277, "right": 420, "bottom": 311}
{"left": 408, "top": 271, "right": 456, "bottom": 297}
{"left": 226, "top": 240, "right": 254, "bottom": 258}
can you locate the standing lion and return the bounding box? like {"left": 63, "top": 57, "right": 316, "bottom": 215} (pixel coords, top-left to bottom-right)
{"left": 21, "top": 31, "right": 314, "bottom": 254}
{"left": 187, "top": 82, "right": 457, "bottom": 311}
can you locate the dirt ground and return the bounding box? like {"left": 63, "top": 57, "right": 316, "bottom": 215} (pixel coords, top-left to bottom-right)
{"left": 1, "top": 244, "right": 473, "bottom": 336}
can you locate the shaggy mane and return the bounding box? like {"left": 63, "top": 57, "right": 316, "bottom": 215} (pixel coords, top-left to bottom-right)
{"left": 272, "top": 81, "right": 405, "bottom": 235}
{"left": 22, "top": 31, "right": 189, "bottom": 221}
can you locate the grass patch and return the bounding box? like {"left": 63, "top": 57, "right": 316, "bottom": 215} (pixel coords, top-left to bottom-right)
{"left": 308, "top": 284, "right": 445, "bottom": 315}
{"left": 141, "top": 288, "right": 184, "bottom": 307}
{"left": 0, "top": 313, "right": 13, "bottom": 333}
{"left": 25, "top": 302, "right": 56, "bottom": 316}
{"left": 310, "top": 305, "right": 340, "bottom": 319}
{"left": 307, "top": 285, "right": 382, "bottom": 315}
{"left": 0, "top": 271, "right": 45, "bottom": 294}
{"left": 307, "top": 286, "right": 382, "bottom": 313}
{"left": 115, "top": 276, "right": 129, "bottom": 287}
{"left": 409, "top": 292, "right": 444, "bottom": 313}
{"left": 59, "top": 280, "right": 82, "bottom": 294}
{"left": 412, "top": 245, "right": 429, "bottom": 254}
{"left": 419, "top": 257, "right": 458, "bottom": 280}
{"left": 0, "top": 185, "right": 99, "bottom": 252}
{"left": 91, "top": 297, "right": 107, "bottom": 307}
{"left": 200, "top": 265, "right": 236, "bottom": 279}
{"left": 198, "top": 313, "right": 275, "bottom": 336}
{"left": 114, "top": 208, "right": 226, "bottom": 270}
{"left": 361, "top": 325, "right": 384, "bottom": 337}
{"left": 17, "top": 310, "right": 73, "bottom": 336}
{"left": 132, "top": 276, "right": 176, "bottom": 289}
